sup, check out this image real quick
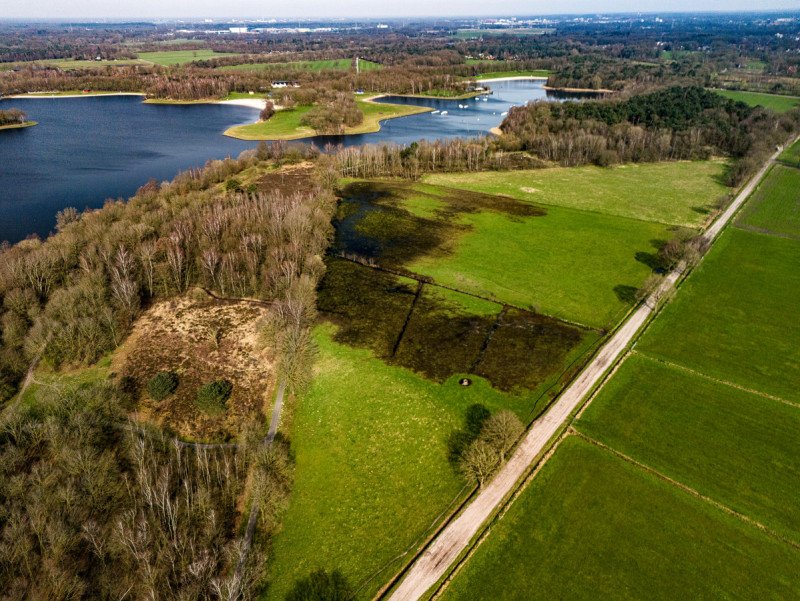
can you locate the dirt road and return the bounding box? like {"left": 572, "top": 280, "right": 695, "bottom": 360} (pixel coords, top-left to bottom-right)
{"left": 387, "top": 147, "right": 785, "bottom": 601}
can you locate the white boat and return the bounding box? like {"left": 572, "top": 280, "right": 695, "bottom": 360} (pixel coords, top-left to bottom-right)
{"left": 441, "top": 111, "right": 448, "bottom": 115}
{"left": 501, "top": 111, "right": 508, "bottom": 116}
{"left": 431, "top": 110, "right": 440, "bottom": 114}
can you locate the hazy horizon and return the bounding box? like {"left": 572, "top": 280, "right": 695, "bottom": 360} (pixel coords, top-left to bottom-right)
{"left": 1, "top": 1, "right": 799, "bottom": 21}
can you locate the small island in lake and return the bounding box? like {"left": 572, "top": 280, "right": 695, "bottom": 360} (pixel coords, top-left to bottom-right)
{"left": 0, "top": 107, "right": 37, "bottom": 130}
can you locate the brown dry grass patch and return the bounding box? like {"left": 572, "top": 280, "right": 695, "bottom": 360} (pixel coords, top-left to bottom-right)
{"left": 115, "top": 290, "right": 274, "bottom": 442}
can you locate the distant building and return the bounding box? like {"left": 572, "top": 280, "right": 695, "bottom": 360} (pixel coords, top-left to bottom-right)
{"left": 271, "top": 81, "right": 300, "bottom": 88}
{"left": 229, "top": 27, "right": 248, "bottom": 34}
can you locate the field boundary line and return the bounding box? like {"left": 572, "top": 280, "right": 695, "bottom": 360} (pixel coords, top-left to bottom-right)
{"left": 632, "top": 351, "right": 800, "bottom": 409}
{"left": 329, "top": 251, "right": 601, "bottom": 332}
{"left": 571, "top": 429, "right": 800, "bottom": 552}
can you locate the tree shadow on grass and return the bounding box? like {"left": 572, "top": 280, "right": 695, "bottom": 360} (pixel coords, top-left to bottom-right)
{"left": 635, "top": 251, "right": 660, "bottom": 270}
{"left": 614, "top": 285, "right": 638, "bottom": 305}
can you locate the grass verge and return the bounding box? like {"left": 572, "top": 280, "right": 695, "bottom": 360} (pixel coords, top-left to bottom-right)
{"left": 711, "top": 89, "right": 800, "bottom": 113}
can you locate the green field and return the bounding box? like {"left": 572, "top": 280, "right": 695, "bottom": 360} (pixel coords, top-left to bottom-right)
{"left": 779, "top": 137, "right": 800, "bottom": 167}
{"left": 638, "top": 228, "right": 800, "bottom": 403}
{"left": 424, "top": 161, "right": 729, "bottom": 226}
{"left": 224, "top": 98, "right": 432, "bottom": 140}
{"left": 736, "top": 164, "right": 800, "bottom": 238}
{"left": 409, "top": 204, "right": 665, "bottom": 328}
{"left": 712, "top": 89, "right": 800, "bottom": 112}
{"left": 221, "top": 58, "right": 382, "bottom": 71}
{"left": 474, "top": 70, "right": 549, "bottom": 79}
{"left": 577, "top": 354, "right": 800, "bottom": 543}
{"left": 439, "top": 436, "right": 800, "bottom": 601}
{"left": 0, "top": 58, "right": 149, "bottom": 71}
{"left": 137, "top": 49, "right": 239, "bottom": 66}
{"left": 265, "top": 324, "right": 552, "bottom": 600}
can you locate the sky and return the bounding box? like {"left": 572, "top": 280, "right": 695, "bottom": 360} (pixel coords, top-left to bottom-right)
{"left": 1, "top": 0, "right": 798, "bottom": 20}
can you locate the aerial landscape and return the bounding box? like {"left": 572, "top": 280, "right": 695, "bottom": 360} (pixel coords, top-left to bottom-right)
{"left": 0, "top": 0, "right": 799, "bottom": 599}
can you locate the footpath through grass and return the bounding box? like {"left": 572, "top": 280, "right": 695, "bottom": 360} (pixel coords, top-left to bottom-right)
{"left": 736, "top": 164, "right": 800, "bottom": 238}
{"left": 265, "top": 324, "right": 549, "bottom": 601}
{"left": 439, "top": 436, "right": 800, "bottom": 601}
{"left": 712, "top": 88, "right": 800, "bottom": 113}
{"left": 577, "top": 354, "right": 800, "bottom": 544}
{"left": 423, "top": 161, "right": 729, "bottom": 227}
{"left": 638, "top": 228, "right": 800, "bottom": 404}
{"left": 137, "top": 49, "right": 238, "bottom": 66}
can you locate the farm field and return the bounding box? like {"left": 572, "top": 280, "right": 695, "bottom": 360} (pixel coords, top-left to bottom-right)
{"left": 221, "top": 58, "right": 382, "bottom": 71}
{"left": 736, "top": 164, "right": 800, "bottom": 238}
{"left": 438, "top": 436, "right": 800, "bottom": 601}
{"left": 424, "top": 161, "right": 729, "bottom": 226}
{"left": 224, "top": 98, "right": 431, "bottom": 140}
{"left": 638, "top": 228, "right": 800, "bottom": 403}
{"left": 264, "top": 324, "right": 553, "bottom": 601}
{"left": 335, "top": 180, "right": 669, "bottom": 328}
{"left": 0, "top": 58, "right": 149, "bottom": 70}
{"left": 778, "top": 137, "right": 800, "bottom": 167}
{"left": 576, "top": 354, "right": 800, "bottom": 543}
{"left": 137, "top": 49, "right": 239, "bottom": 65}
{"left": 712, "top": 88, "right": 800, "bottom": 112}
{"left": 473, "top": 69, "right": 550, "bottom": 79}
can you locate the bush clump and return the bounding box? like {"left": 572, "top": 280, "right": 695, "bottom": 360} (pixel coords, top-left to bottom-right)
{"left": 146, "top": 370, "right": 178, "bottom": 402}
{"left": 196, "top": 379, "right": 232, "bottom": 416}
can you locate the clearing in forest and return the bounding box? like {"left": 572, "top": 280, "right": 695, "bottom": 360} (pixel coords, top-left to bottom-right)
{"left": 114, "top": 290, "right": 275, "bottom": 442}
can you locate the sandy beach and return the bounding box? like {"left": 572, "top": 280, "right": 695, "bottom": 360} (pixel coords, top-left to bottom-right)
{"left": 216, "top": 98, "right": 267, "bottom": 109}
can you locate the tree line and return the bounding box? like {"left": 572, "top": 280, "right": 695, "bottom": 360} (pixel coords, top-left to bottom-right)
{"left": 495, "top": 86, "right": 800, "bottom": 185}
{"left": 0, "top": 108, "right": 25, "bottom": 125}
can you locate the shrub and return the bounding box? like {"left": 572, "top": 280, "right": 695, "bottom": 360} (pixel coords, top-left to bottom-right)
{"left": 196, "top": 379, "right": 232, "bottom": 415}
{"left": 147, "top": 370, "right": 178, "bottom": 401}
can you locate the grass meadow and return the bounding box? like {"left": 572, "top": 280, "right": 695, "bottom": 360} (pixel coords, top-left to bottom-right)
{"left": 736, "top": 164, "right": 800, "bottom": 238}
{"left": 638, "top": 228, "right": 800, "bottom": 403}
{"left": 577, "top": 354, "right": 800, "bottom": 543}
{"left": 438, "top": 436, "right": 800, "bottom": 601}
{"left": 423, "top": 161, "right": 729, "bottom": 227}
{"left": 264, "top": 324, "right": 555, "bottom": 600}
{"left": 779, "top": 137, "right": 800, "bottom": 167}
{"left": 712, "top": 89, "right": 800, "bottom": 112}
{"left": 137, "top": 49, "right": 238, "bottom": 65}
{"left": 221, "top": 58, "right": 383, "bottom": 71}
{"left": 408, "top": 202, "right": 667, "bottom": 328}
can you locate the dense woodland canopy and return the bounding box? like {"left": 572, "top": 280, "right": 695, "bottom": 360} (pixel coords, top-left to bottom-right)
{"left": 496, "top": 86, "right": 800, "bottom": 183}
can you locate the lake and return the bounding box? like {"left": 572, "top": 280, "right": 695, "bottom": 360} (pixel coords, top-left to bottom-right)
{"left": 0, "top": 80, "right": 571, "bottom": 243}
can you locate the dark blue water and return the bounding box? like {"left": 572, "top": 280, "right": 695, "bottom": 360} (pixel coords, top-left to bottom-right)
{"left": 0, "top": 80, "right": 564, "bottom": 243}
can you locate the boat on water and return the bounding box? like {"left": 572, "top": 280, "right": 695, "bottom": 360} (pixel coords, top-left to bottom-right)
{"left": 441, "top": 111, "right": 448, "bottom": 115}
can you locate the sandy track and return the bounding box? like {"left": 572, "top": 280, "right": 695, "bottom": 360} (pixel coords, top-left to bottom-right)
{"left": 387, "top": 146, "right": 786, "bottom": 601}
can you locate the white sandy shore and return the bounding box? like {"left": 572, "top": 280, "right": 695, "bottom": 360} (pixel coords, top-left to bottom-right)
{"left": 216, "top": 98, "right": 267, "bottom": 109}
